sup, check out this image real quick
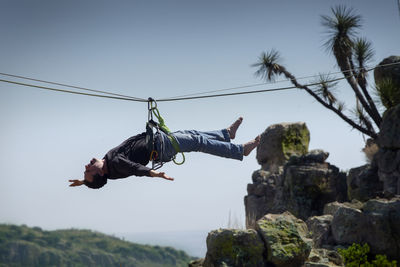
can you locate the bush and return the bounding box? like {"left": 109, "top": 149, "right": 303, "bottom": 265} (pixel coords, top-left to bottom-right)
{"left": 338, "top": 243, "right": 397, "bottom": 267}
{"left": 375, "top": 78, "right": 400, "bottom": 109}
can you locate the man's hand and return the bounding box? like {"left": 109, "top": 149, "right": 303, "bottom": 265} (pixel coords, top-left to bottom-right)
{"left": 149, "top": 170, "right": 174, "bottom": 181}
{"left": 69, "top": 179, "right": 84, "bottom": 187}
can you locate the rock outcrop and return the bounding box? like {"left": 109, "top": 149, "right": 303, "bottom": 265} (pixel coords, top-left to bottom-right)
{"left": 197, "top": 109, "right": 400, "bottom": 266}
{"left": 328, "top": 198, "right": 400, "bottom": 261}
{"left": 256, "top": 122, "right": 310, "bottom": 172}
{"left": 346, "top": 163, "right": 382, "bottom": 201}
{"left": 306, "top": 215, "right": 334, "bottom": 248}
{"left": 245, "top": 123, "right": 347, "bottom": 228}
{"left": 377, "top": 104, "right": 400, "bottom": 197}
{"left": 304, "top": 248, "right": 343, "bottom": 267}
{"left": 202, "top": 212, "right": 314, "bottom": 267}
{"left": 374, "top": 55, "right": 400, "bottom": 89}
{"left": 374, "top": 56, "right": 400, "bottom": 109}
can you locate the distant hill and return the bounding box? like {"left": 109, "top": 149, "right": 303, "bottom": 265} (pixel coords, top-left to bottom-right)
{"left": 0, "top": 224, "right": 194, "bottom": 267}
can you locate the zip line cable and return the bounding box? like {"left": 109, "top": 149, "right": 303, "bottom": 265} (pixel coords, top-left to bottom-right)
{"left": 0, "top": 61, "right": 399, "bottom": 103}
{"left": 2, "top": 62, "right": 396, "bottom": 100}
{"left": 0, "top": 72, "right": 146, "bottom": 101}
{"left": 0, "top": 74, "right": 348, "bottom": 103}
{"left": 163, "top": 64, "right": 380, "bottom": 99}
{"left": 157, "top": 61, "right": 400, "bottom": 102}
{"left": 156, "top": 75, "right": 350, "bottom": 102}
{"left": 0, "top": 79, "right": 147, "bottom": 102}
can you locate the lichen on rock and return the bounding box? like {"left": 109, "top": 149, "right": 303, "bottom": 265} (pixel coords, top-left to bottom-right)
{"left": 256, "top": 122, "right": 310, "bottom": 172}
{"left": 256, "top": 212, "right": 312, "bottom": 267}
{"left": 203, "top": 229, "right": 265, "bottom": 267}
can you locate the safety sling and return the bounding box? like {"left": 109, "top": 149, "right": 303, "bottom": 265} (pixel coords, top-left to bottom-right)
{"left": 146, "top": 98, "right": 185, "bottom": 170}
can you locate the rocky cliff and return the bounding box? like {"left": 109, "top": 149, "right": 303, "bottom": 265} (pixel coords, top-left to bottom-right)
{"left": 246, "top": 122, "right": 347, "bottom": 228}
{"left": 191, "top": 56, "right": 400, "bottom": 267}
{"left": 192, "top": 110, "right": 400, "bottom": 266}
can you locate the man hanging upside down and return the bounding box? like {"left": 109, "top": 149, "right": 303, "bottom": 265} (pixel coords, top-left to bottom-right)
{"left": 69, "top": 117, "right": 260, "bottom": 189}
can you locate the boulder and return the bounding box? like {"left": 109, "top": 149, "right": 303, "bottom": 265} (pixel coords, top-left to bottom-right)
{"left": 362, "top": 198, "right": 400, "bottom": 259}
{"left": 287, "top": 149, "right": 329, "bottom": 165}
{"left": 374, "top": 56, "right": 400, "bottom": 90}
{"left": 256, "top": 122, "right": 310, "bottom": 172}
{"left": 245, "top": 170, "right": 285, "bottom": 229}
{"left": 347, "top": 164, "right": 382, "bottom": 201}
{"left": 329, "top": 197, "right": 400, "bottom": 261}
{"left": 304, "top": 248, "right": 343, "bottom": 267}
{"left": 306, "top": 215, "right": 334, "bottom": 248}
{"left": 379, "top": 104, "right": 400, "bottom": 149}
{"left": 323, "top": 201, "right": 363, "bottom": 216}
{"left": 256, "top": 212, "right": 312, "bottom": 267}
{"left": 283, "top": 158, "right": 347, "bottom": 220}
{"left": 203, "top": 229, "right": 265, "bottom": 267}
{"left": 374, "top": 56, "right": 400, "bottom": 109}
{"left": 377, "top": 104, "right": 400, "bottom": 196}
{"left": 330, "top": 206, "right": 365, "bottom": 245}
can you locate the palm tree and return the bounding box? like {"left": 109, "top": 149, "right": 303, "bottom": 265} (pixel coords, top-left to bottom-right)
{"left": 253, "top": 6, "right": 382, "bottom": 139}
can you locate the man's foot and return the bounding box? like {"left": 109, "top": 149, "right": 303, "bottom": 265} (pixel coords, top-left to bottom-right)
{"left": 243, "top": 135, "right": 260, "bottom": 156}
{"left": 227, "top": 117, "right": 243, "bottom": 140}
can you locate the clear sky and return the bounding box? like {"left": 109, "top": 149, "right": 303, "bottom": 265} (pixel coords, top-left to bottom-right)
{"left": 0, "top": 0, "right": 399, "bottom": 238}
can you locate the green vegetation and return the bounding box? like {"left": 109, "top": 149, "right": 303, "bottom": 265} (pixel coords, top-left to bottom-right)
{"left": 338, "top": 243, "right": 397, "bottom": 267}
{"left": 0, "top": 224, "right": 194, "bottom": 267}
{"left": 376, "top": 78, "right": 400, "bottom": 109}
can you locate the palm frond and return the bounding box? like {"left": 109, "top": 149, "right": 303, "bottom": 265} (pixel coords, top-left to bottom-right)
{"left": 375, "top": 78, "right": 400, "bottom": 109}
{"left": 321, "top": 5, "right": 362, "bottom": 55}
{"left": 336, "top": 101, "right": 346, "bottom": 112}
{"left": 351, "top": 103, "right": 374, "bottom": 132}
{"left": 252, "top": 49, "right": 283, "bottom": 81}
{"left": 312, "top": 74, "right": 339, "bottom": 105}
{"left": 353, "top": 37, "right": 374, "bottom": 69}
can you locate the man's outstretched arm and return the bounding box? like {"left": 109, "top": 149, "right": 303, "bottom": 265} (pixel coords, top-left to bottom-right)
{"left": 149, "top": 170, "right": 174, "bottom": 181}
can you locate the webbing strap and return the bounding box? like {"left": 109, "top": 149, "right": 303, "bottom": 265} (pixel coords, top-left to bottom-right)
{"left": 147, "top": 98, "right": 185, "bottom": 166}
{"left": 168, "top": 135, "right": 185, "bottom": 165}
{"left": 151, "top": 107, "right": 171, "bottom": 134}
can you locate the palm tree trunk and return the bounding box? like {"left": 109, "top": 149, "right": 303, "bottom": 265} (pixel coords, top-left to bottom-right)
{"left": 338, "top": 57, "right": 381, "bottom": 128}
{"left": 355, "top": 66, "right": 382, "bottom": 126}
{"left": 280, "top": 66, "right": 377, "bottom": 139}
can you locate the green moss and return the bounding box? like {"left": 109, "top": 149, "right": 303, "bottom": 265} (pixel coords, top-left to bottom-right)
{"left": 208, "top": 229, "right": 264, "bottom": 266}
{"left": 258, "top": 218, "right": 311, "bottom": 264}
{"left": 282, "top": 124, "right": 310, "bottom": 159}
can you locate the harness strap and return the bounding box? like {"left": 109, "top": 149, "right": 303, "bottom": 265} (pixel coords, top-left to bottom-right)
{"left": 147, "top": 97, "right": 185, "bottom": 168}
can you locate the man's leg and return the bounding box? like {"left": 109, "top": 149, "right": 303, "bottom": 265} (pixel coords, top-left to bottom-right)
{"left": 173, "top": 129, "right": 230, "bottom": 142}
{"left": 171, "top": 131, "right": 244, "bottom": 160}
{"left": 170, "top": 132, "right": 260, "bottom": 160}
{"left": 172, "top": 117, "right": 243, "bottom": 143}
{"left": 156, "top": 117, "right": 258, "bottom": 162}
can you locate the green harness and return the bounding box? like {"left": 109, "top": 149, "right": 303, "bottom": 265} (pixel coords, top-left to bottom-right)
{"left": 147, "top": 98, "right": 185, "bottom": 170}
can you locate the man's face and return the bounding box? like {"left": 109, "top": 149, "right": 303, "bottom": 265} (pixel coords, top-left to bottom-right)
{"left": 84, "top": 158, "right": 103, "bottom": 182}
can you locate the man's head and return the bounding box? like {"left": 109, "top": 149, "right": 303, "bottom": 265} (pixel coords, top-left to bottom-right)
{"left": 83, "top": 158, "right": 107, "bottom": 189}
{"left": 84, "top": 173, "right": 107, "bottom": 189}
{"left": 69, "top": 158, "right": 107, "bottom": 189}
{"left": 84, "top": 158, "right": 104, "bottom": 180}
